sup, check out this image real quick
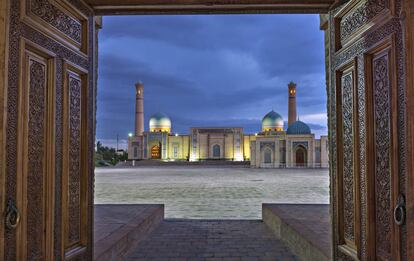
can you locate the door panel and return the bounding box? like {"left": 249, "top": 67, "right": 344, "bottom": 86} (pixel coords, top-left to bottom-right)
{"left": 3, "top": 0, "right": 94, "bottom": 260}
{"left": 335, "top": 60, "right": 360, "bottom": 259}
{"left": 16, "top": 40, "right": 56, "bottom": 261}
{"left": 326, "top": 0, "right": 408, "bottom": 260}
{"left": 365, "top": 38, "right": 400, "bottom": 261}
{"left": 62, "top": 63, "right": 89, "bottom": 259}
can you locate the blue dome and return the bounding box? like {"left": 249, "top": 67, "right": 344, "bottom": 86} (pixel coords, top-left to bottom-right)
{"left": 262, "top": 110, "right": 284, "bottom": 131}
{"left": 287, "top": 120, "right": 311, "bottom": 135}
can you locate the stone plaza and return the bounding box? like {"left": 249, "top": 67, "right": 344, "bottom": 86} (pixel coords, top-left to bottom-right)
{"left": 94, "top": 166, "right": 329, "bottom": 219}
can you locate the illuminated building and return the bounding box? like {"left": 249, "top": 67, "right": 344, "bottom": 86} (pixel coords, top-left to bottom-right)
{"left": 128, "top": 82, "right": 329, "bottom": 168}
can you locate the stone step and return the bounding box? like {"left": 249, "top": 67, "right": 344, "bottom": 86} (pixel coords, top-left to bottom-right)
{"left": 94, "top": 204, "right": 164, "bottom": 261}
{"left": 263, "top": 203, "right": 332, "bottom": 261}
{"left": 126, "top": 219, "right": 298, "bottom": 260}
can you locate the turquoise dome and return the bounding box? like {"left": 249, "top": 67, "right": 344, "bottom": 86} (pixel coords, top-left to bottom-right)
{"left": 262, "top": 110, "right": 284, "bottom": 131}
{"left": 149, "top": 112, "right": 171, "bottom": 130}
{"left": 287, "top": 120, "right": 311, "bottom": 135}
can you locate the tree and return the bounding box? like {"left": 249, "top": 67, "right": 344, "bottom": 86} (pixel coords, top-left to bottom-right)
{"left": 95, "top": 140, "right": 128, "bottom": 166}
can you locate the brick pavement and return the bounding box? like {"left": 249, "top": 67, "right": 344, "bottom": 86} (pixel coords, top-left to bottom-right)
{"left": 127, "top": 220, "right": 298, "bottom": 261}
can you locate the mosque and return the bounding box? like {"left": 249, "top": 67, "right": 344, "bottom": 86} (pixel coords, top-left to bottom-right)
{"left": 128, "top": 82, "right": 329, "bottom": 168}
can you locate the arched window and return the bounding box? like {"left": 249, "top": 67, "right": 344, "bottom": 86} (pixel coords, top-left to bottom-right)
{"left": 133, "top": 147, "right": 138, "bottom": 158}
{"left": 264, "top": 148, "right": 272, "bottom": 163}
{"left": 213, "top": 144, "right": 220, "bottom": 158}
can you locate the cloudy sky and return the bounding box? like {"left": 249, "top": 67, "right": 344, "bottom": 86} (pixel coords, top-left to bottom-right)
{"left": 97, "top": 14, "right": 327, "bottom": 149}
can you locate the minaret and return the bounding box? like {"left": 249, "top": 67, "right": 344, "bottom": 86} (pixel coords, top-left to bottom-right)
{"left": 288, "top": 81, "right": 297, "bottom": 127}
{"left": 135, "top": 82, "right": 144, "bottom": 136}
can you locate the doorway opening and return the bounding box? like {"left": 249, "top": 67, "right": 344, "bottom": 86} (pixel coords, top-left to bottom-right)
{"left": 150, "top": 145, "right": 161, "bottom": 159}
{"left": 95, "top": 13, "right": 329, "bottom": 217}
{"left": 295, "top": 145, "right": 307, "bottom": 167}
{"left": 94, "top": 13, "right": 330, "bottom": 260}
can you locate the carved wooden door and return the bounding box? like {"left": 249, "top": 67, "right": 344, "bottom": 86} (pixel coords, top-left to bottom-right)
{"left": 327, "top": 0, "right": 411, "bottom": 260}
{"left": 2, "top": 0, "right": 96, "bottom": 260}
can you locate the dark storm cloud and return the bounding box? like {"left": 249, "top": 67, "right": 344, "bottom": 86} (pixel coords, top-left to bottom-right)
{"left": 97, "top": 14, "right": 327, "bottom": 144}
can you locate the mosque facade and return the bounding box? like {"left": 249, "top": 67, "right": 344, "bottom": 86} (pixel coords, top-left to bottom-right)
{"left": 128, "top": 82, "right": 329, "bottom": 168}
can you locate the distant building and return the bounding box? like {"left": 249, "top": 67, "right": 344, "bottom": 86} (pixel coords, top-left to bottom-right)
{"left": 128, "top": 82, "right": 328, "bottom": 168}
{"left": 116, "top": 149, "right": 126, "bottom": 156}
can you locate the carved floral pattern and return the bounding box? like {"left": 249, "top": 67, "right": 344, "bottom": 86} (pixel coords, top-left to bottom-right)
{"left": 357, "top": 54, "right": 368, "bottom": 258}
{"left": 341, "top": 72, "right": 355, "bottom": 242}
{"left": 340, "top": 0, "right": 387, "bottom": 41}
{"left": 68, "top": 74, "right": 81, "bottom": 244}
{"left": 330, "top": 6, "right": 407, "bottom": 257}
{"left": 29, "top": 0, "right": 82, "bottom": 44}
{"left": 373, "top": 55, "right": 392, "bottom": 260}
{"left": 6, "top": 0, "right": 93, "bottom": 259}
{"left": 27, "top": 59, "right": 46, "bottom": 260}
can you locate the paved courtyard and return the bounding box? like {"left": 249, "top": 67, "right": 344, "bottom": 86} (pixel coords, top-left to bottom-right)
{"left": 94, "top": 167, "right": 329, "bottom": 219}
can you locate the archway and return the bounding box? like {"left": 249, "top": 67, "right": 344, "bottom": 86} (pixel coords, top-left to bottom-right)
{"left": 151, "top": 145, "right": 161, "bottom": 159}
{"left": 212, "top": 144, "right": 221, "bottom": 158}
{"left": 295, "top": 146, "right": 306, "bottom": 167}
{"left": 264, "top": 147, "right": 272, "bottom": 164}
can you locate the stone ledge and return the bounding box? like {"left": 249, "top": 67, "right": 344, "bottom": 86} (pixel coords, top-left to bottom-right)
{"left": 262, "top": 203, "right": 332, "bottom": 261}
{"left": 94, "top": 204, "right": 164, "bottom": 261}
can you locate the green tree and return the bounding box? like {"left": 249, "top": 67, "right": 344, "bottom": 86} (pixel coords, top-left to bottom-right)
{"left": 95, "top": 141, "right": 128, "bottom": 166}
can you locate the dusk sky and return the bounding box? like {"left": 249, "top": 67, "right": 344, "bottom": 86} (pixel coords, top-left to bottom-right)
{"left": 97, "top": 14, "right": 327, "bottom": 149}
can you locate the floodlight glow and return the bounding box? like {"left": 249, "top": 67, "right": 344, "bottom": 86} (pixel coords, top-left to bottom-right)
{"left": 128, "top": 133, "right": 133, "bottom": 137}
{"left": 235, "top": 153, "right": 244, "bottom": 161}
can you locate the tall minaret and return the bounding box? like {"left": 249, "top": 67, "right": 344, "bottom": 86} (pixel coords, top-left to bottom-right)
{"left": 135, "top": 82, "right": 144, "bottom": 136}
{"left": 288, "top": 81, "right": 297, "bottom": 127}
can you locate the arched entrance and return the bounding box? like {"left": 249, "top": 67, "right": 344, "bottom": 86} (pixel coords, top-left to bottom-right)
{"left": 212, "top": 144, "right": 221, "bottom": 158}
{"left": 295, "top": 146, "right": 306, "bottom": 167}
{"left": 264, "top": 148, "right": 272, "bottom": 164}
{"left": 151, "top": 145, "right": 161, "bottom": 159}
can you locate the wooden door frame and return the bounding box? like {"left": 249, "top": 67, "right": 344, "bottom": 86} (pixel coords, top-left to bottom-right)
{"left": 83, "top": 0, "right": 342, "bottom": 15}
{"left": 403, "top": 0, "right": 414, "bottom": 259}
{"left": 0, "top": 1, "right": 9, "bottom": 260}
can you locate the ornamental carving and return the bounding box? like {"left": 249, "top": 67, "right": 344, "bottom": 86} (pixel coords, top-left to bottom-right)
{"left": 68, "top": 74, "right": 82, "bottom": 244}
{"left": 54, "top": 58, "right": 64, "bottom": 259}
{"left": 27, "top": 59, "right": 46, "bottom": 260}
{"left": 260, "top": 141, "right": 275, "bottom": 150}
{"left": 357, "top": 54, "right": 368, "bottom": 258}
{"left": 340, "top": 0, "right": 387, "bottom": 41}
{"left": 330, "top": 2, "right": 406, "bottom": 260}
{"left": 292, "top": 141, "right": 308, "bottom": 150}
{"left": 373, "top": 55, "right": 392, "bottom": 259}
{"left": 341, "top": 72, "right": 355, "bottom": 242}
{"left": 6, "top": 0, "right": 93, "bottom": 259}
{"left": 29, "top": 0, "right": 82, "bottom": 44}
